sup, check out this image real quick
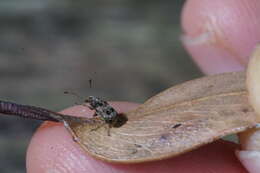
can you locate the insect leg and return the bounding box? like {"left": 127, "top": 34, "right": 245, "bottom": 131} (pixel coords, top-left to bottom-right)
{"left": 106, "top": 124, "right": 113, "bottom": 136}
{"left": 90, "top": 122, "right": 106, "bottom": 132}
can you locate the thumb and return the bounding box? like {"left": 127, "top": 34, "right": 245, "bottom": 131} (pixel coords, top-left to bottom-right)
{"left": 181, "top": 0, "right": 260, "bottom": 74}
{"left": 181, "top": 0, "right": 260, "bottom": 172}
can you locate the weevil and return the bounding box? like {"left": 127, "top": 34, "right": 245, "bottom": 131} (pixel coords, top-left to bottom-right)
{"left": 85, "top": 96, "right": 120, "bottom": 135}
{"left": 63, "top": 92, "right": 126, "bottom": 135}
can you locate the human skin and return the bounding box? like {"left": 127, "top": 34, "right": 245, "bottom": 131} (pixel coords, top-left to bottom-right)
{"left": 27, "top": 0, "right": 260, "bottom": 172}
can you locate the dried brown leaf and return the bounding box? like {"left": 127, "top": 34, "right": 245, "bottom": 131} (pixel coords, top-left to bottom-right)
{"left": 64, "top": 71, "right": 257, "bottom": 163}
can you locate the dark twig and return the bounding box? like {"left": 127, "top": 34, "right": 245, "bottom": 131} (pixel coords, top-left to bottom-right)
{"left": 0, "top": 100, "right": 90, "bottom": 123}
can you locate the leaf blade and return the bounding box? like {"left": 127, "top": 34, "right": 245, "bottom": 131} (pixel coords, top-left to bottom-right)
{"left": 64, "top": 71, "right": 257, "bottom": 163}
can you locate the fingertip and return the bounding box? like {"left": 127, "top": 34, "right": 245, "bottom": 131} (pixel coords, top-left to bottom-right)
{"left": 26, "top": 121, "right": 89, "bottom": 173}
{"left": 181, "top": 0, "right": 260, "bottom": 74}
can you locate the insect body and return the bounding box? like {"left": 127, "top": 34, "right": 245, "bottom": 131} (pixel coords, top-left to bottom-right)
{"left": 85, "top": 96, "right": 118, "bottom": 123}
{"left": 85, "top": 96, "right": 119, "bottom": 135}
{"left": 63, "top": 92, "right": 126, "bottom": 135}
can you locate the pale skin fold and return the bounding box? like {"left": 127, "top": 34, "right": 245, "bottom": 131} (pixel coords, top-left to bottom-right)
{"left": 27, "top": 0, "right": 260, "bottom": 172}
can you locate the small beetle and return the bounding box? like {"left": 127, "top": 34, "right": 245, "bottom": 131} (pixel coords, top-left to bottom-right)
{"left": 63, "top": 92, "right": 125, "bottom": 135}
{"left": 85, "top": 96, "right": 119, "bottom": 135}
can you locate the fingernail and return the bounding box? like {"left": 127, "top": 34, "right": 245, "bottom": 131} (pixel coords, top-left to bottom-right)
{"left": 181, "top": 0, "right": 260, "bottom": 74}
{"left": 237, "top": 150, "right": 260, "bottom": 173}
{"left": 181, "top": 32, "right": 245, "bottom": 74}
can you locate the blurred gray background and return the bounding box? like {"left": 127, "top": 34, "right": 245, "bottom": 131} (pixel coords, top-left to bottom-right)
{"left": 0, "top": 0, "right": 202, "bottom": 172}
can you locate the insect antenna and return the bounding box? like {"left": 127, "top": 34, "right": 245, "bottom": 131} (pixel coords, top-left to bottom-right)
{"left": 64, "top": 91, "right": 86, "bottom": 105}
